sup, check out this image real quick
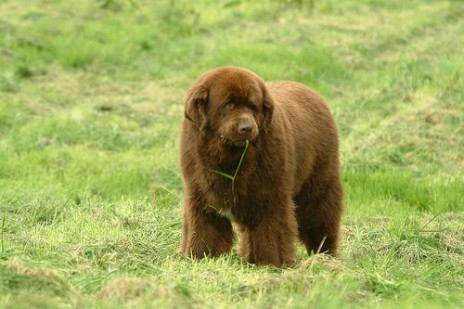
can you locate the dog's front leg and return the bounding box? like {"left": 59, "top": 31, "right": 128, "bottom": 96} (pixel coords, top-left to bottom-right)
{"left": 238, "top": 198, "right": 298, "bottom": 267}
{"left": 180, "top": 195, "right": 234, "bottom": 259}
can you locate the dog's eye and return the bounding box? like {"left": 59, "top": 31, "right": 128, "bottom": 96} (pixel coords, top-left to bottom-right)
{"left": 247, "top": 103, "right": 258, "bottom": 112}
{"left": 225, "top": 102, "right": 234, "bottom": 110}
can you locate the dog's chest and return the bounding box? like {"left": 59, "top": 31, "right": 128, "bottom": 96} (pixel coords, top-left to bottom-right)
{"left": 203, "top": 179, "right": 263, "bottom": 225}
{"left": 199, "top": 152, "right": 266, "bottom": 224}
{"left": 204, "top": 182, "right": 236, "bottom": 215}
{"left": 216, "top": 208, "right": 235, "bottom": 221}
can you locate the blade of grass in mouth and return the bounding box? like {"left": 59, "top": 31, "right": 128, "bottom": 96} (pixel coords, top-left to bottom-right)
{"left": 209, "top": 139, "right": 250, "bottom": 193}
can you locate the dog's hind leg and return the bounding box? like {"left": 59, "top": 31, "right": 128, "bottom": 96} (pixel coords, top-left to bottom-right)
{"left": 295, "top": 173, "right": 344, "bottom": 256}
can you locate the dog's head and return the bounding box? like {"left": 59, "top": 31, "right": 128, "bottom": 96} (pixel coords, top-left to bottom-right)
{"left": 185, "top": 66, "right": 274, "bottom": 147}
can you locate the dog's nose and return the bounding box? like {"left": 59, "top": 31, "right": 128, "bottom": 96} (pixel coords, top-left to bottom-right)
{"left": 238, "top": 122, "right": 253, "bottom": 134}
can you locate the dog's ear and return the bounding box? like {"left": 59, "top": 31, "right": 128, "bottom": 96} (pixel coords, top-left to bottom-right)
{"left": 261, "top": 85, "right": 274, "bottom": 132}
{"left": 184, "top": 85, "right": 208, "bottom": 131}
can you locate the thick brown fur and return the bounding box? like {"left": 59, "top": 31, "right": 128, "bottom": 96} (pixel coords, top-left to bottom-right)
{"left": 180, "top": 66, "right": 344, "bottom": 267}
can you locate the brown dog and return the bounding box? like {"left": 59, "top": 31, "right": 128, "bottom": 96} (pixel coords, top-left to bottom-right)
{"left": 180, "top": 66, "right": 344, "bottom": 266}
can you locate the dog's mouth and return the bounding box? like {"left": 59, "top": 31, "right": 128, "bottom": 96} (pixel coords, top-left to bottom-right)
{"left": 230, "top": 140, "right": 248, "bottom": 147}
{"left": 219, "top": 135, "right": 249, "bottom": 148}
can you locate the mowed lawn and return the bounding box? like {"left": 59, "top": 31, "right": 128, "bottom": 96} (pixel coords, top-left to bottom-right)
{"left": 1, "top": 0, "right": 463, "bottom": 308}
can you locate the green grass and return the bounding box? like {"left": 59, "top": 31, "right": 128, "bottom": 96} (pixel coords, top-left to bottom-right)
{"left": 1, "top": 0, "right": 463, "bottom": 308}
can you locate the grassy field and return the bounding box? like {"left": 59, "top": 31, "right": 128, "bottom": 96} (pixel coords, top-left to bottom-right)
{"left": 1, "top": 0, "right": 464, "bottom": 308}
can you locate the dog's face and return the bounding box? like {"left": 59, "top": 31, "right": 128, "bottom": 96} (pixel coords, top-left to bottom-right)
{"left": 185, "top": 67, "right": 274, "bottom": 148}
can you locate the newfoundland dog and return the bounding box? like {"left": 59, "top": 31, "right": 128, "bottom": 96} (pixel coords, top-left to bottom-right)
{"left": 179, "top": 66, "right": 344, "bottom": 266}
